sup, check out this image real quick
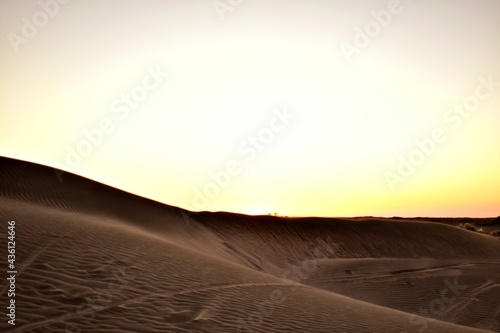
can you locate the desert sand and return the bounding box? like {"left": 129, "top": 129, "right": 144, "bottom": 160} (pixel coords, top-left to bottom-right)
{"left": 1, "top": 156, "right": 499, "bottom": 332}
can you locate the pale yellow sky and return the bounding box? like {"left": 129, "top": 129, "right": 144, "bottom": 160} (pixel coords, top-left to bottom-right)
{"left": 1, "top": 0, "right": 499, "bottom": 217}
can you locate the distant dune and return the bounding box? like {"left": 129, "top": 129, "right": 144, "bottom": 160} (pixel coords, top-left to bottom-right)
{"left": 1, "top": 156, "right": 499, "bottom": 332}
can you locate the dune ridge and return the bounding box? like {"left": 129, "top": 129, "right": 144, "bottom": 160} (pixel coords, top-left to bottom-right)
{"left": 1, "top": 156, "right": 499, "bottom": 332}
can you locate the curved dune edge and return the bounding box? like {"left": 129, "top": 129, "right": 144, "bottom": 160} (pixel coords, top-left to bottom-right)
{"left": 1, "top": 156, "right": 499, "bottom": 332}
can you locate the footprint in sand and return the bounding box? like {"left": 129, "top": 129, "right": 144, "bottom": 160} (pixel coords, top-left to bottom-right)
{"left": 165, "top": 307, "right": 211, "bottom": 324}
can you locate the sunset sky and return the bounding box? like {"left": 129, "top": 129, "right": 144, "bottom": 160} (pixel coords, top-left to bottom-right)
{"left": 1, "top": 0, "right": 499, "bottom": 217}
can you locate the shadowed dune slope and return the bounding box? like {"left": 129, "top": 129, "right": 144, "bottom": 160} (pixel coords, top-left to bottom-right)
{"left": 2, "top": 156, "right": 500, "bottom": 267}
{"left": 1, "top": 156, "right": 499, "bottom": 332}
{"left": 1, "top": 199, "right": 494, "bottom": 333}
{"left": 194, "top": 211, "right": 500, "bottom": 264}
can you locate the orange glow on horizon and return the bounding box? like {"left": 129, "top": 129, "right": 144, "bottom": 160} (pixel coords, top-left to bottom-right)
{"left": 1, "top": 1, "right": 499, "bottom": 218}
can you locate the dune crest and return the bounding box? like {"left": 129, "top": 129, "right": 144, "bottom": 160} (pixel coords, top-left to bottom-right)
{"left": 1, "top": 156, "right": 499, "bottom": 332}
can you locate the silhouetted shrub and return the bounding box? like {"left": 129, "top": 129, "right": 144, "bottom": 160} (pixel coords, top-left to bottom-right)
{"left": 490, "top": 230, "right": 500, "bottom": 237}
{"left": 458, "top": 223, "right": 476, "bottom": 231}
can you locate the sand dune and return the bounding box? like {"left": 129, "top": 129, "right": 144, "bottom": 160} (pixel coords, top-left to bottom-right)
{"left": 1, "top": 156, "right": 499, "bottom": 332}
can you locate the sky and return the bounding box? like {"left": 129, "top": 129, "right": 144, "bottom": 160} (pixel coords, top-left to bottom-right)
{"left": 1, "top": 0, "right": 499, "bottom": 217}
